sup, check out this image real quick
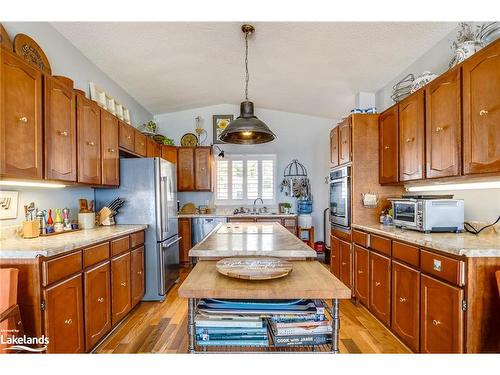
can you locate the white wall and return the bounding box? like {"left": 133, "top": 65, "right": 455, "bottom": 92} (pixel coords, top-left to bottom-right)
{"left": 155, "top": 104, "right": 334, "bottom": 241}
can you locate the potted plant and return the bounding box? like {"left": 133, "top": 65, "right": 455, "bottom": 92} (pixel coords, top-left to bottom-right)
{"left": 281, "top": 203, "right": 292, "bottom": 214}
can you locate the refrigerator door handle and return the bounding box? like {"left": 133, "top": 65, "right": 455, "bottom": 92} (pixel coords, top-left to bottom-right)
{"left": 160, "top": 175, "right": 169, "bottom": 239}
{"left": 162, "top": 236, "right": 182, "bottom": 248}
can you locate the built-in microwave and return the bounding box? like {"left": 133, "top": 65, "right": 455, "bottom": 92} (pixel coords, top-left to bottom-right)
{"left": 390, "top": 197, "right": 465, "bottom": 233}
{"left": 329, "top": 166, "right": 350, "bottom": 229}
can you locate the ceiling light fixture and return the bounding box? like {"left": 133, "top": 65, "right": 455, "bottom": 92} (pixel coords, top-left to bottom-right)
{"left": 0, "top": 180, "right": 66, "bottom": 188}
{"left": 219, "top": 24, "right": 276, "bottom": 145}
{"left": 406, "top": 181, "right": 500, "bottom": 192}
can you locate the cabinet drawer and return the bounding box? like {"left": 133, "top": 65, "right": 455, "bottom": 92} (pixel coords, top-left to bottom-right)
{"left": 352, "top": 230, "right": 369, "bottom": 247}
{"left": 283, "top": 218, "right": 297, "bottom": 227}
{"left": 420, "top": 250, "right": 463, "bottom": 286}
{"left": 130, "top": 231, "right": 145, "bottom": 248}
{"left": 42, "top": 251, "right": 82, "bottom": 286}
{"left": 83, "top": 242, "right": 110, "bottom": 268}
{"left": 111, "top": 236, "right": 130, "bottom": 257}
{"left": 392, "top": 241, "right": 419, "bottom": 268}
{"left": 370, "top": 234, "right": 391, "bottom": 256}
{"left": 332, "top": 227, "right": 351, "bottom": 242}
{"left": 228, "top": 217, "right": 256, "bottom": 222}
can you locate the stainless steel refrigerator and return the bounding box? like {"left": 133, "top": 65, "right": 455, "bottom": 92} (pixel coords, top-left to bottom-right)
{"left": 95, "top": 158, "right": 179, "bottom": 301}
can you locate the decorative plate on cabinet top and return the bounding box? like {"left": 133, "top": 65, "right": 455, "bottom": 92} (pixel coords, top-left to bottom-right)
{"left": 180, "top": 133, "right": 199, "bottom": 147}
{"left": 13, "top": 33, "right": 52, "bottom": 74}
{"left": 216, "top": 257, "right": 293, "bottom": 280}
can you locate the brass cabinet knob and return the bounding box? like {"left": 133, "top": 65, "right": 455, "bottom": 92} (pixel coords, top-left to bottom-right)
{"left": 432, "top": 319, "right": 441, "bottom": 326}
{"left": 435, "top": 127, "right": 443, "bottom": 132}
{"left": 341, "top": 262, "right": 347, "bottom": 266}
{"left": 375, "top": 281, "right": 381, "bottom": 287}
{"left": 399, "top": 297, "right": 407, "bottom": 303}
{"left": 127, "top": 135, "right": 132, "bottom": 140}
{"left": 19, "top": 116, "right": 28, "bottom": 123}
{"left": 108, "top": 148, "right": 116, "bottom": 153}
{"left": 332, "top": 255, "right": 336, "bottom": 258}
{"left": 357, "top": 270, "right": 363, "bottom": 274}
{"left": 87, "top": 141, "right": 95, "bottom": 146}
{"left": 405, "top": 137, "right": 415, "bottom": 143}
{"left": 479, "top": 109, "right": 489, "bottom": 116}
{"left": 58, "top": 130, "right": 69, "bottom": 136}
{"left": 97, "top": 297, "right": 104, "bottom": 303}
{"left": 64, "top": 318, "right": 73, "bottom": 325}
{"left": 137, "top": 271, "right": 142, "bottom": 275}
{"left": 120, "top": 282, "right": 127, "bottom": 287}
{"left": 384, "top": 146, "right": 390, "bottom": 150}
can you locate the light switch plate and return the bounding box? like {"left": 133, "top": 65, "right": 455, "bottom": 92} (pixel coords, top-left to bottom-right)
{"left": 0, "top": 190, "right": 18, "bottom": 219}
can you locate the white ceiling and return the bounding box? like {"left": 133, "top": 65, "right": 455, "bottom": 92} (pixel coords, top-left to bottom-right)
{"left": 52, "top": 22, "right": 457, "bottom": 119}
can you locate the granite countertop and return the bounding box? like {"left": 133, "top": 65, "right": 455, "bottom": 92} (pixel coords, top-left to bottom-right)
{"left": 177, "top": 213, "right": 297, "bottom": 219}
{"left": 0, "top": 224, "right": 148, "bottom": 259}
{"left": 189, "top": 222, "right": 316, "bottom": 259}
{"left": 352, "top": 223, "right": 500, "bottom": 258}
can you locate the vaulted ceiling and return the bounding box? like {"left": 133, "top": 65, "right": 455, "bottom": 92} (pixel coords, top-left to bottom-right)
{"left": 52, "top": 22, "right": 457, "bottom": 118}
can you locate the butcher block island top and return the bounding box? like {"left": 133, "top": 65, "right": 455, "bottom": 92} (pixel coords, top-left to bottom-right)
{"left": 189, "top": 222, "right": 317, "bottom": 259}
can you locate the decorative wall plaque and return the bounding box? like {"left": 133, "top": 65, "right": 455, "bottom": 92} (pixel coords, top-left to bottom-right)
{"left": 13, "top": 33, "right": 52, "bottom": 74}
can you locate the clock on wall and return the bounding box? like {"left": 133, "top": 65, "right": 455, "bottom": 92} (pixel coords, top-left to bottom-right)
{"left": 180, "top": 133, "right": 199, "bottom": 147}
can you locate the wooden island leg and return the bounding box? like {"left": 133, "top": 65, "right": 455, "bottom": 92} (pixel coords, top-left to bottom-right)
{"left": 188, "top": 298, "right": 196, "bottom": 353}
{"left": 331, "top": 299, "right": 340, "bottom": 353}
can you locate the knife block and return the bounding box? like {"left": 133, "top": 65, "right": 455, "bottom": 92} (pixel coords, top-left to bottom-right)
{"left": 22, "top": 221, "right": 40, "bottom": 238}
{"left": 97, "top": 206, "right": 115, "bottom": 226}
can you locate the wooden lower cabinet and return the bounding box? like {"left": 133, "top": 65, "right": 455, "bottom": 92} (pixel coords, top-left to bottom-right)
{"left": 84, "top": 261, "right": 111, "bottom": 351}
{"left": 111, "top": 252, "right": 132, "bottom": 326}
{"left": 420, "top": 274, "right": 464, "bottom": 353}
{"left": 391, "top": 261, "right": 420, "bottom": 352}
{"left": 131, "top": 246, "right": 145, "bottom": 307}
{"left": 339, "top": 239, "right": 352, "bottom": 288}
{"left": 330, "top": 235, "right": 340, "bottom": 278}
{"left": 179, "top": 218, "right": 192, "bottom": 264}
{"left": 354, "top": 245, "right": 369, "bottom": 307}
{"left": 369, "top": 251, "right": 391, "bottom": 326}
{"left": 43, "top": 274, "right": 85, "bottom": 353}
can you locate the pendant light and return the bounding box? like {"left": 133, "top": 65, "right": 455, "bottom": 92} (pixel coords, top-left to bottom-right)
{"left": 219, "top": 24, "right": 276, "bottom": 144}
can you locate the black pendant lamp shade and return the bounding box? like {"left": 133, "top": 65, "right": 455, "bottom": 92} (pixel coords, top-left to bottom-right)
{"left": 219, "top": 24, "right": 275, "bottom": 145}
{"left": 219, "top": 101, "right": 275, "bottom": 144}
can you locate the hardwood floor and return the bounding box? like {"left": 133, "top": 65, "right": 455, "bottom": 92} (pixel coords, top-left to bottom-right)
{"left": 94, "top": 267, "right": 411, "bottom": 354}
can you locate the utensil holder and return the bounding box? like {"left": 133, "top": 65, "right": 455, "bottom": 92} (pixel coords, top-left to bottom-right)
{"left": 22, "top": 221, "right": 39, "bottom": 238}
{"left": 78, "top": 213, "right": 96, "bottom": 229}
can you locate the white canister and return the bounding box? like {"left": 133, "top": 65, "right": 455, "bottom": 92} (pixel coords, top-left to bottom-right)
{"left": 78, "top": 213, "right": 96, "bottom": 229}
{"left": 298, "top": 214, "right": 312, "bottom": 229}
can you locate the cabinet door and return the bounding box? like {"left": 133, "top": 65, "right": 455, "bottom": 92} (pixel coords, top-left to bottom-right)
{"left": 84, "top": 261, "right": 111, "bottom": 351}
{"left": 100, "top": 111, "right": 119, "bottom": 186}
{"left": 161, "top": 145, "right": 177, "bottom": 164}
{"left": 338, "top": 119, "right": 351, "bottom": 165}
{"left": 77, "top": 93, "right": 101, "bottom": 184}
{"left": 354, "top": 244, "right": 369, "bottom": 307}
{"left": 44, "top": 76, "right": 77, "bottom": 181}
{"left": 391, "top": 261, "right": 420, "bottom": 352}
{"left": 330, "top": 126, "right": 339, "bottom": 168}
{"left": 339, "top": 239, "right": 352, "bottom": 288}
{"left": 111, "top": 252, "right": 131, "bottom": 326}
{"left": 146, "top": 137, "right": 156, "bottom": 157}
{"left": 0, "top": 50, "right": 42, "bottom": 179}
{"left": 119, "top": 121, "right": 134, "bottom": 151}
{"left": 330, "top": 235, "right": 340, "bottom": 278}
{"left": 178, "top": 218, "right": 192, "bottom": 264}
{"left": 463, "top": 41, "right": 500, "bottom": 175}
{"left": 369, "top": 251, "right": 391, "bottom": 326}
{"left": 195, "top": 147, "right": 212, "bottom": 191}
{"left": 425, "top": 68, "right": 461, "bottom": 178}
{"left": 134, "top": 131, "right": 147, "bottom": 156}
{"left": 177, "top": 147, "right": 195, "bottom": 191}
{"left": 43, "top": 274, "right": 84, "bottom": 353}
{"left": 131, "top": 246, "right": 145, "bottom": 307}
{"left": 379, "top": 106, "right": 399, "bottom": 184}
{"left": 420, "top": 274, "right": 464, "bottom": 353}
{"left": 399, "top": 91, "right": 425, "bottom": 181}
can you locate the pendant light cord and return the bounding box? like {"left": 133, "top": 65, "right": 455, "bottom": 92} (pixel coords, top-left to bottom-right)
{"left": 245, "top": 31, "right": 249, "bottom": 101}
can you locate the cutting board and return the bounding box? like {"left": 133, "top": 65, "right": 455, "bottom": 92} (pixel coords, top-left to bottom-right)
{"left": 216, "top": 257, "right": 293, "bottom": 280}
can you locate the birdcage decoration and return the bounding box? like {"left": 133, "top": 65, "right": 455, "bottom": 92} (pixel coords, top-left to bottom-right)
{"left": 280, "top": 160, "right": 312, "bottom": 201}
{"left": 283, "top": 159, "right": 308, "bottom": 178}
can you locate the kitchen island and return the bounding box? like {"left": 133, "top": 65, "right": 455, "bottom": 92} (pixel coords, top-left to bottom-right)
{"left": 178, "top": 222, "right": 351, "bottom": 353}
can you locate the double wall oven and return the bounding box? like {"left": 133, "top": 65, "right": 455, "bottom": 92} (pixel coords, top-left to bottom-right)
{"left": 329, "top": 166, "right": 351, "bottom": 229}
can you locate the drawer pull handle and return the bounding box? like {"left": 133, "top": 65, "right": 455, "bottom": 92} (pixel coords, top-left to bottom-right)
{"left": 57, "top": 130, "right": 69, "bottom": 136}
{"left": 375, "top": 281, "right": 381, "bottom": 287}
{"left": 357, "top": 270, "right": 363, "bottom": 274}
{"left": 479, "top": 109, "right": 488, "bottom": 116}
{"left": 399, "top": 297, "right": 407, "bottom": 303}
{"left": 19, "top": 116, "right": 28, "bottom": 123}
{"left": 64, "top": 318, "right": 72, "bottom": 325}
{"left": 405, "top": 137, "right": 415, "bottom": 143}
{"left": 432, "top": 319, "right": 441, "bottom": 326}
{"left": 87, "top": 141, "right": 95, "bottom": 146}
{"left": 97, "top": 297, "right": 104, "bottom": 303}
{"left": 120, "top": 282, "right": 127, "bottom": 287}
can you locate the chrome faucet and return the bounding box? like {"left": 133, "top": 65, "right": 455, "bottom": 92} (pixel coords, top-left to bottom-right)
{"left": 253, "top": 197, "right": 264, "bottom": 213}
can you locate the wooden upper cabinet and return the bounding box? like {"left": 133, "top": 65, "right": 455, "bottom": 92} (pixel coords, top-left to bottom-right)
{"left": 425, "top": 67, "right": 461, "bottom": 179}
{"left": 147, "top": 137, "right": 161, "bottom": 158}
{"left": 134, "top": 130, "right": 147, "bottom": 157}
{"left": 354, "top": 244, "right": 369, "bottom": 307}
{"left": 339, "top": 239, "right": 352, "bottom": 289}
{"left": 84, "top": 261, "right": 111, "bottom": 351}
{"left": 369, "top": 251, "right": 391, "bottom": 326}
{"left": 111, "top": 252, "right": 131, "bottom": 326}
{"left": 131, "top": 246, "right": 145, "bottom": 307}
{"left": 399, "top": 90, "right": 425, "bottom": 181}
{"left": 330, "top": 126, "right": 339, "bottom": 168}
{"left": 0, "top": 50, "right": 43, "bottom": 179}
{"left": 119, "top": 121, "right": 134, "bottom": 151}
{"left": 391, "top": 261, "right": 420, "bottom": 352}
{"left": 162, "top": 145, "right": 177, "bottom": 164}
{"left": 194, "top": 147, "right": 212, "bottom": 191}
{"left": 177, "top": 147, "right": 195, "bottom": 191}
{"left": 379, "top": 105, "right": 399, "bottom": 184}
{"left": 44, "top": 76, "right": 77, "bottom": 182}
{"left": 463, "top": 40, "right": 500, "bottom": 175}
{"left": 420, "top": 274, "right": 464, "bottom": 353}
{"left": 76, "top": 92, "right": 101, "bottom": 185}
{"left": 100, "top": 110, "right": 119, "bottom": 186}
{"left": 43, "top": 274, "right": 85, "bottom": 353}
{"left": 338, "top": 118, "right": 351, "bottom": 165}
{"left": 330, "top": 235, "right": 340, "bottom": 278}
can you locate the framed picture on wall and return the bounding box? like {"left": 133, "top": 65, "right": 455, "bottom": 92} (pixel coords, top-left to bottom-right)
{"left": 213, "top": 115, "right": 233, "bottom": 144}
